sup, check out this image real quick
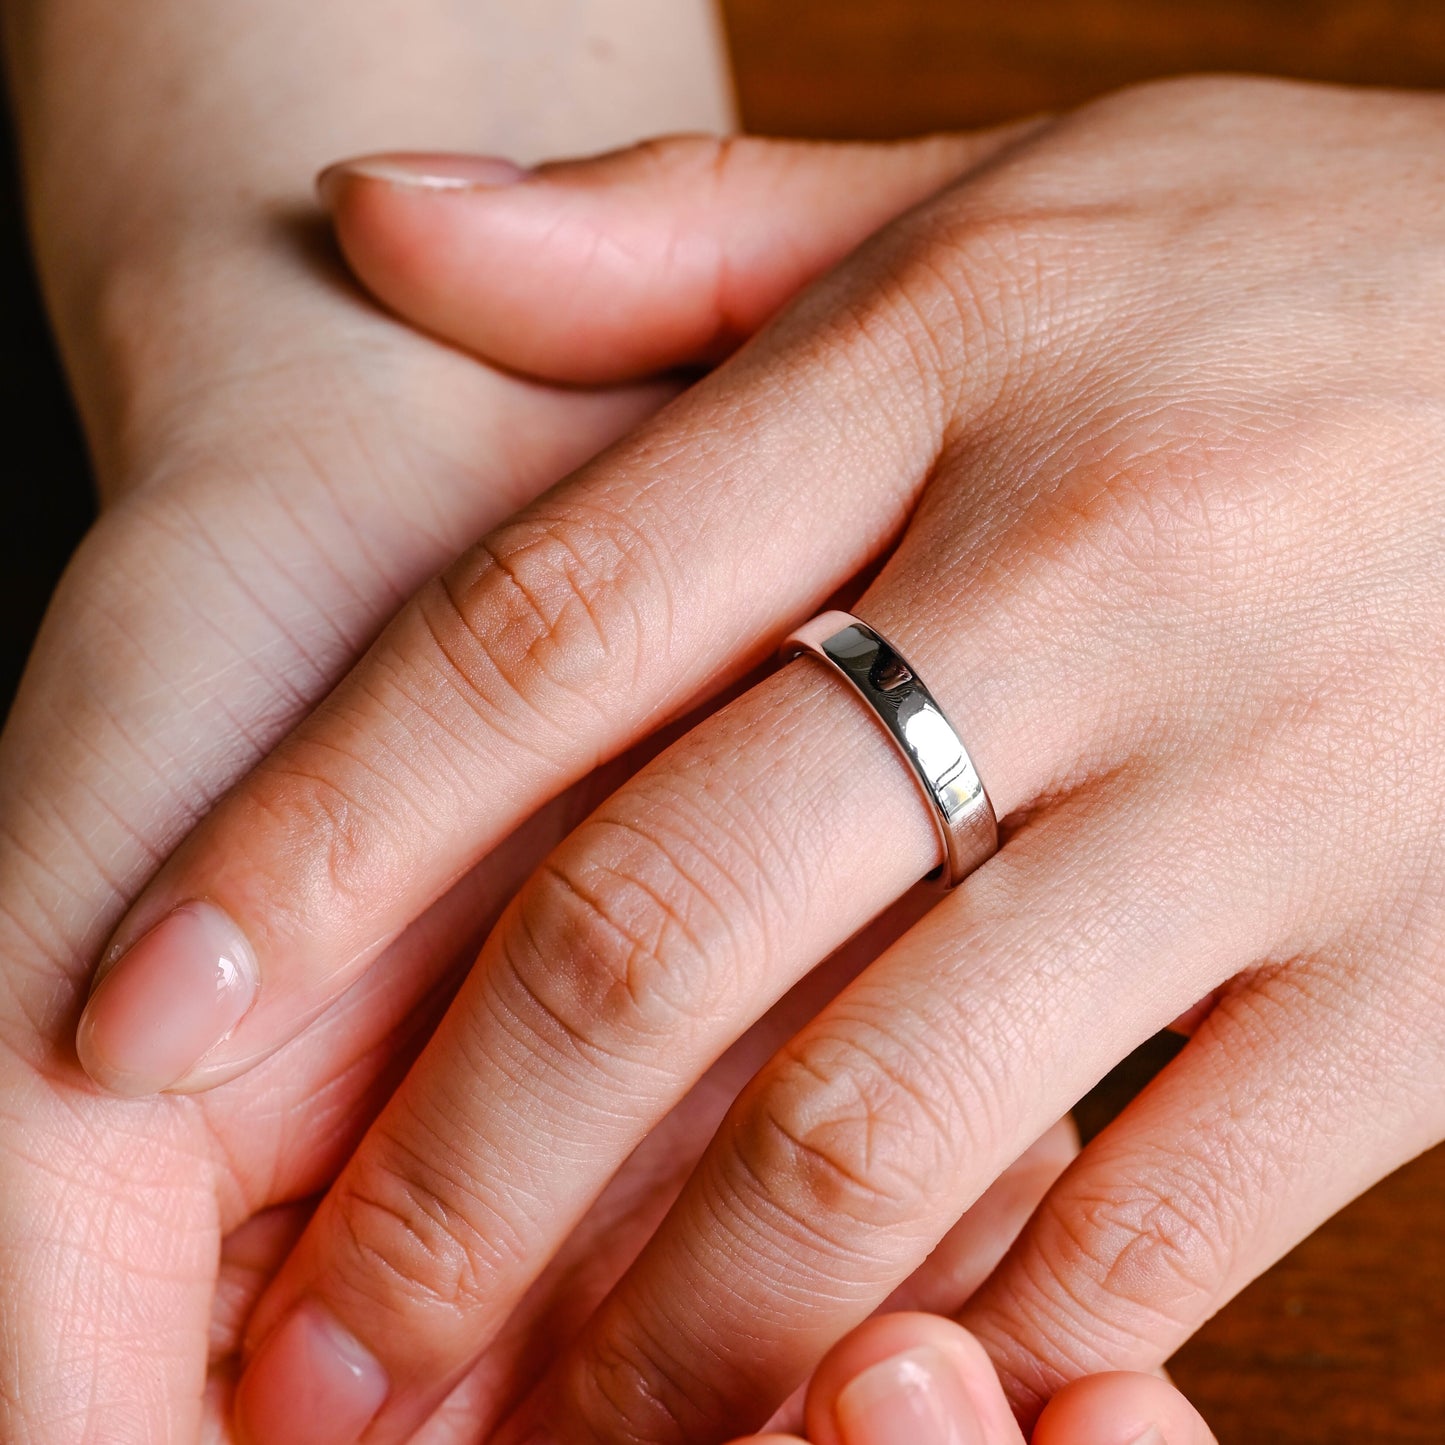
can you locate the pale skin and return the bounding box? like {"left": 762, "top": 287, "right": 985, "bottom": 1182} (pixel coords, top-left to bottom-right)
{"left": 0, "top": 0, "right": 765, "bottom": 1439}
{"left": 65, "top": 81, "right": 1445, "bottom": 1445}
{"left": 728, "top": 1313, "right": 1219, "bottom": 1445}
{"left": 2, "top": 2, "right": 1436, "bottom": 1441}
{"left": 0, "top": 4, "right": 1091, "bottom": 1439}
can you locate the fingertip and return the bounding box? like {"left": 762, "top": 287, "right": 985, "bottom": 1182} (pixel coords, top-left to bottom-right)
{"left": 1033, "top": 1372, "right": 1218, "bottom": 1445}
{"left": 75, "top": 901, "right": 258, "bottom": 1097}
{"left": 804, "top": 1314, "right": 1025, "bottom": 1445}
{"left": 234, "top": 1300, "right": 388, "bottom": 1445}
{"left": 318, "top": 164, "right": 508, "bottom": 354}
{"left": 317, "top": 152, "right": 529, "bottom": 208}
{"left": 320, "top": 154, "right": 699, "bottom": 384}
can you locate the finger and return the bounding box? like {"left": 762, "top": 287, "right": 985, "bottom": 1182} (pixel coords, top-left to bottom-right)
{"left": 226, "top": 426, "right": 1170, "bottom": 1445}
{"left": 321, "top": 127, "right": 1044, "bottom": 384}
{"left": 792, "top": 1313, "right": 1218, "bottom": 1445}
{"left": 880, "top": 1117, "right": 1078, "bottom": 1318}
{"left": 764, "top": 1118, "right": 1078, "bottom": 1438}
{"left": 1033, "top": 1372, "right": 1219, "bottom": 1445}
{"left": 233, "top": 355, "right": 1279, "bottom": 1443}
{"left": 76, "top": 146, "right": 1042, "bottom": 1098}
{"left": 210, "top": 1203, "right": 315, "bottom": 1363}
{"left": 803, "top": 1315, "right": 1025, "bottom": 1445}
{"left": 959, "top": 948, "right": 1445, "bottom": 1427}
{"left": 490, "top": 759, "right": 1286, "bottom": 1445}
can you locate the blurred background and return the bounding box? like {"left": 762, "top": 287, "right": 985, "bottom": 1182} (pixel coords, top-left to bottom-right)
{"left": 4, "top": 2, "right": 1444, "bottom": 1439}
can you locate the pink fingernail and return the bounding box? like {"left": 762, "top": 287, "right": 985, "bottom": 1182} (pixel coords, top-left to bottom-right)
{"left": 835, "top": 1346, "right": 984, "bottom": 1445}
{"left": 235, "top": 1301, "right": 388, "bottom": 1445}
{"left": 318, "top": 152, "right": 528, "bottom": 204}
{"left": 1129, "top": 1430, "right": 1167, "bottom": 1445}
{"left": 76, "top": 902, "right": 257, "bottom": 1096}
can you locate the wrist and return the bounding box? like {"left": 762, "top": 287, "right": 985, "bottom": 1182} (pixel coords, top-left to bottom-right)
{"left": 36, "top": 213, "right": 364, "bottom": 498}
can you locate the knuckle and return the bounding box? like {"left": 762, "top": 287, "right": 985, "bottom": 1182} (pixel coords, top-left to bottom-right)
{"left": 774, "top": 201, "right": 1058, "bottom": 444}
{"left": 411, "top": 506, "right": 668, "bottom": 737}
{"left": 842, "top": 204, "right": 1072, "bottom": 430}
{"left": 726, "top": 1021, "right": 966, "bottom": 1247}
{"left": 562, "top": 1320, "right": 721, "bottom": 1445}
{"left": 495, "top": 813, "right": 747, "bottom": 1065}
{"left": 1056, "top": 436, "right": 1270, "bottom": 591}
{"left": 226, "top": 747, "right": 399, "bottom": 922}
{"left": 1029, "top": 1167, "right": 1236, "bottom": 1334}
{"left": 328, "top": 1116, "right": 520, "bottom": 1322}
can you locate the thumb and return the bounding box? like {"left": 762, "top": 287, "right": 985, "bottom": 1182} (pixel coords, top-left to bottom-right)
{"left": 318, "top": 126, "right": 1042, "bottom": 385}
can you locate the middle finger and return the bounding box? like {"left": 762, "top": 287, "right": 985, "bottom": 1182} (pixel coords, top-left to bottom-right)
{"left": 231, "top": 427, "right": 1247, "bottom": 1443}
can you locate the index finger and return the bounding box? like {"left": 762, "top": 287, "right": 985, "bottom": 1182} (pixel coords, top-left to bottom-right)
{"left": 74, "top": 195, "right": 1018, "bottom": 1098}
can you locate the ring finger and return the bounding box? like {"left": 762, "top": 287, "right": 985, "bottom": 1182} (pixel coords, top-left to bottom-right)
{"left": 231, "top": 466, "right": 1270, "bottom": 1443}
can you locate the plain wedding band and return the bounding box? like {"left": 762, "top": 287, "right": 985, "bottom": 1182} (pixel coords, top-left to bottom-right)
{"left": 783, "top": 610, "right": 998, "bottom": 888}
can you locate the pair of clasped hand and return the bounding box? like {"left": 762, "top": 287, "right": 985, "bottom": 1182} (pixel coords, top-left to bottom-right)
{"left": 5, "top": 77, "right": 1444, "bottom": 1445}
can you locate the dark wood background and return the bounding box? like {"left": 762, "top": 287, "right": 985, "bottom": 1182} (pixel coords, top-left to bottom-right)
{"left": 3, "top": 2, "right": 1443, "bottom": 1440}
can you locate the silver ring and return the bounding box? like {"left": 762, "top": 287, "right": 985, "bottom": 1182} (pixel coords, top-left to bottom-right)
{"left": 783, "top": 610, "right": 997, "bottom": 888}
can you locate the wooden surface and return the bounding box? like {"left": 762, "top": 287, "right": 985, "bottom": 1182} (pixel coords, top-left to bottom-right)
{"left": 716, "top": 3, "right": 1445, "bottom": 1440}
{"left": 2, "top": 3, "right": 1442, "bottom": 1441}
{"left": 722, "top": 0, "right": 1445, "bottom": 137}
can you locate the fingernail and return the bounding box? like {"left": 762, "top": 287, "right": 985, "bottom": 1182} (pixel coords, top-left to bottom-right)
{"left": 77, "top": 902, "right": 257, "bottom": 1096}
{"left": 235, "top": 1301, "right": 388, "bottom": 1445}
{"left": 1129, "top": 1430, "right": 1167, "bottom": 1445}
{"left": 318, "top": 152, "right": 528, "bottom": 204}
{"left": 835, "top": 1346, "right": 984, "bottom": 1445}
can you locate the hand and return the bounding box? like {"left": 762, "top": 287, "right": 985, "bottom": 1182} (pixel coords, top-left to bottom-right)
{"left": 0, "top": 188, "right": 652, "bottom": 1441}
{"left": 734, "top": 1313, "right": 1217, "bottom": 1445}
{"left": 82, "top": 78, "right": 1445, "bottom": 1442}
{"left": 0, "top": 137, "right": 983, "bottom": 1441}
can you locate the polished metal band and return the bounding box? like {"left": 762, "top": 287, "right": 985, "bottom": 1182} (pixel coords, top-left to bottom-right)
{"left": 783, "top": 610, "right": 997, "bottom": 888}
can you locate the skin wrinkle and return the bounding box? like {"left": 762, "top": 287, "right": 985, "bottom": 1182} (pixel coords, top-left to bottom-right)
{"left": 267, "top": 732, "right": 449, "bottom": 853}
{"left": 724, "top": 1080, "right": 943, "bottom": 1275}
{"left": 590, "top": 758, "right": 801, "bottom": 966}
{"left": 133, "top": 491, "right": 350, "bottom": 699}
{"left": 52, "top": 626, "right": 291, "bottom": 798}
{"left": 585, "top": 1300, "right": 740, "bottom": 1443}
{"left": 71, "top": 537, "right": 311, "bottom": 740}
{"left": 776, "top": 1024, "right": 965, "bottom": 1195}
{"left": 0, "top": 0, "right": 735, "bottom": 1434}
{"left": 510, "top": 494, "right": 684, "bottom": 701}
{"left": 710, "top": 1120, "right": 895, "bottom": 1282}
{"left": 372, "top": 629, "right": 570, "bottom": 790}
{"left": 493, "top": 881, "right": 678, "bottom": 1091}
{"left": 335, "top": 1130, "right": 520, "bottom": 1325}
{"left": 11, "top": 73, "right": 1445, "bottom": 1445}
{"left": 587, "top": 852, "right": 739, "bottom": 1020}
{"left": 537, "top": 854, "right": 721, "bottom": 1043}
{"left": 306, "top": 680, "right": 486, "bottom": 808}
{"left": 475, "top": 523, "right": 629, "bottom": 665}
{"left": 264, "top": 406, "right": 407, "bottom": 582}
{"left": 445, "top": 528, "right": 654, "bottom": 746}
{"left": 400, "top": 579, "right": 581, "bottom": 769}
